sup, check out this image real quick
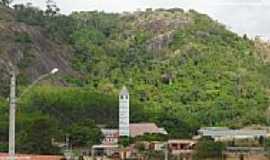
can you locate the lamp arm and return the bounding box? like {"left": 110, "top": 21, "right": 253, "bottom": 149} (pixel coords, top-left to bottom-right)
{"left": 17, "top": 73, "right": 51, "bottom": 101}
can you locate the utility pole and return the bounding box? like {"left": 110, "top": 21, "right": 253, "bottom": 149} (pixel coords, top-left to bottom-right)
{"left": 164, "top": 143, "right": 168, "bottom": 160}
{"left": 65, "top": 134, "right": 70, "bottom": 150}
{"left": 7, "top": 66, "right": 58, "bottom": 160}
{"left": 9, "top": 68, "right": 16, "bottom": 160}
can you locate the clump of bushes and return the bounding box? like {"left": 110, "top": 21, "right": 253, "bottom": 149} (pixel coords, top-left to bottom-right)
{"left": 193, "top": 138, "right": 226, "bottom": 160}
{"left": 15, "top": 32, "right": 32, "bottom": 43}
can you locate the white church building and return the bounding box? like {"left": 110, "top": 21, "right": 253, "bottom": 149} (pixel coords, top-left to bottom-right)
{"left": 101, "top": 86, "right": 167, "bottom": 145}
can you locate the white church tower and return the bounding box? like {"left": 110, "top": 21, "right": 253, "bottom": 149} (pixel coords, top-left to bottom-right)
{"left": 119, "top": 86, "right": 130, "bottom": 137}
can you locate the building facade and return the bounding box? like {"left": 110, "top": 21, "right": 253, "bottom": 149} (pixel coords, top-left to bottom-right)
{"left": 101, "top": 129, "right": 119, "bottom": 144}
{"left": 198, "top": 127, "right": 268, "bottom": 141}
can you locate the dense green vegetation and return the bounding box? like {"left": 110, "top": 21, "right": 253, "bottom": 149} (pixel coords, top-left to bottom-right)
{"left": 17, "top": 115, "right": 60, "bottom": 154}
{"left": 193, "top": 138, "right": 226, "bottom": 160}
{"left": 68, "top": 120, "right": 103, "bottom": 147}
{"left": 265, "top": 138, "right": 270, "bottom": 158}
{"left": 0, "top": 2, "right": 270, "bottom": 154}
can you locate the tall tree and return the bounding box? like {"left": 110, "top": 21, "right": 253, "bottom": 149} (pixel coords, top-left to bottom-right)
{"left": 68, "top": 120, "right": 103, "bottom": 147}
{"left": 17, "top": 116, "right": 60, "bottom": 154}
{"left": 45, "top": 0, "right": 59, "bottom": 17}
{"left": 0, "top": 0, "right": 12, "bottom": 6}
{"left": 193, "top": 138, "right": 226, "bottom": 160}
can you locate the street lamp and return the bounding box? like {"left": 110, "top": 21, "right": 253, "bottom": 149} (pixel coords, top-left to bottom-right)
{"left": 8, "top": 67, "right": 59, "bottom": 160}
{"left": 50, "top": 68, "right": 59, "bottom": 75}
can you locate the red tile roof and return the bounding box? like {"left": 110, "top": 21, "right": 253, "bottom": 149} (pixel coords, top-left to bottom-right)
{"left": 129, "top": 123, "right": 163, "bottom": 137}
{"left": 0, "top": 153, "right": 63, "bottom": 160}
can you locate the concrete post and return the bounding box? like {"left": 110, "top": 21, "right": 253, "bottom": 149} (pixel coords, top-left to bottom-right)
{"left": 91, "top": 148, "right": 95, "bottom": 160}
{"left": 165, "top": 143, "right": 168, "bottom": 160}
{"left": 9, "top": 70, "right": 16, "bottom": 160}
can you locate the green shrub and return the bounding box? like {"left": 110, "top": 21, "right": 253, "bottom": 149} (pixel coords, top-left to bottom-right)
{"left": 193, "top": 138, "right": 226, "bottom": 160}
{"left": 15, "top": 32, "right": 32, "bottom": 43}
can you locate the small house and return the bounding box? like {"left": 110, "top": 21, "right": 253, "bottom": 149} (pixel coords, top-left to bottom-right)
{"left": 101, "top": 129, "right": 119, "bottom": 144}
{"left": 168, "top": 139, "right": 197, "bottom": 155}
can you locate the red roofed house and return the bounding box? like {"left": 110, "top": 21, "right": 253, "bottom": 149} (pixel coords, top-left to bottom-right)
{"left": 101, "top": 129, "right": 119, "bottom": 144}
{"left": 168, "top": 139, "right": 197, "bottom": 159}
{"left": 129, "top": 123, "right": 167, "bottom": 138}
{"left": 100, "top": 123, "right": 167, "bottom": 145}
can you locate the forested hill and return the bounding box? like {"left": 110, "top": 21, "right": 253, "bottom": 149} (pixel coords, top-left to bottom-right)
{"left": 1, "top": 4, "right": 270, "bottom": 153}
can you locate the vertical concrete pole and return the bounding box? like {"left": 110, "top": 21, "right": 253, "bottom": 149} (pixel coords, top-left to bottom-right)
{"left": 9, "top": 70, "right": 16, "bottom": 160}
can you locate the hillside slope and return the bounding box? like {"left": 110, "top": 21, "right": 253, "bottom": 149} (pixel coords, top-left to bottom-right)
{"left": 1, "top": 5, "right": 270, "bottom": 153}
{"left": 0, "top": 5, "right": 76, "bottom": 96}
{"left": 66, "top": 9, "right": 270, "bottom": 127}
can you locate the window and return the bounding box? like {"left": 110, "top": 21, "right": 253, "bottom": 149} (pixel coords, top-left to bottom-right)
{"left": 172, "top": 143, "right": 178, "bottom": 149}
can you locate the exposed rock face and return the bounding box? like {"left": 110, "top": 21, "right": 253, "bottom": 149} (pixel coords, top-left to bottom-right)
{"left": 130, "top": 10, "right": 192, "bottom": 53}
{"left": 147, "top": 31, "right": 174, "bottom": 51}
{"left": 254, "top": 37, "right": 270, "bottom": 63}
{"left": 0, "top": 6, "right": 76, "bottom": 96}
{"left": 134, "top": 10, "right": 191, "bottom": 34}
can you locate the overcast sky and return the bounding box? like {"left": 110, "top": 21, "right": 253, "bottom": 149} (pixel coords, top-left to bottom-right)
{"left": 12, "top": 0, "right": 270, "bottom": 40}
